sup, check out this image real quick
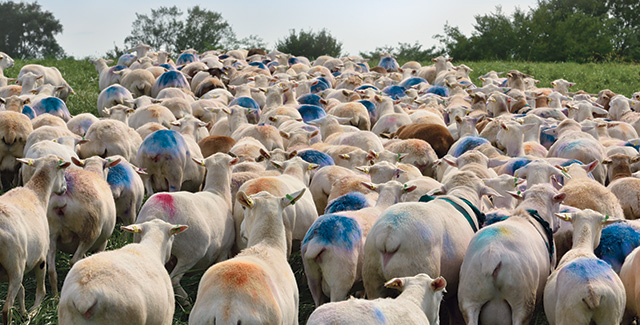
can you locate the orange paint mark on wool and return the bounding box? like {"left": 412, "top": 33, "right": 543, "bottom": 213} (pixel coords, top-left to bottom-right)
{"left": 214, "top": 261, "right": 273, "bottom": 301}
{"left": 245, "top": 178, "right": 280, "bottom": 195}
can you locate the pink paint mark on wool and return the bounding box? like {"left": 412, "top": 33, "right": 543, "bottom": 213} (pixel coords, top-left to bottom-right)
{"left": 153, "top": 193, "right": 176, "bottom": 220}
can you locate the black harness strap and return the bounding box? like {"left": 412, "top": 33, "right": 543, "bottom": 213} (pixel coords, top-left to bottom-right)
{"left": 419, "top": 194, "right": 485, "bottom": 232}
{"left": 527, "top": 209, "right": 555, "bottom": 262}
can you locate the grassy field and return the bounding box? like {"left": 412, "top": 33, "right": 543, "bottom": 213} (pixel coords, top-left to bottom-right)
{"left": 1, "top": 58, "right": 639, "bottom": 324}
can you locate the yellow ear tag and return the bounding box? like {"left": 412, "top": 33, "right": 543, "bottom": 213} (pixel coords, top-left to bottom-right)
{"left": 132, "top": 225, "right": 141, "bottom": 233}
{"left": 308, "top": 164, "right": 314, "bottom": 170}
{"left": 246, "top": 197, "right": 254, "bottom": 207}
{"left": 28, "top": 159, "right": 33, "bottom": 166}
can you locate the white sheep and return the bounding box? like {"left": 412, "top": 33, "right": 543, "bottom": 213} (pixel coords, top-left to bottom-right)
{"left": 66, "top": 113, "right": 99, "bottom": 137}
{"left": 543, "top": 209, "right": 625, "bottom": 325}
{"left": 0, "top": 155, "right": 70, "bottom": 324}
{"left": 18, "top": 64, "right": 75, "bottom": 101}
{"left": 188, "top": 189, "right": 303, "bottom": 325}
{"left": 0, "top": 111, "right": 33, "bottom": 189}
{"left": 88, "top": 58, "right": 121, "bottom": 91}
{"left": 559, "top": 161, "right": 624, "bottom": 218}
{"left": 96, "top": 84, "right": 133, "bottom": 117}
{"left": 58, "top": 219, "right": 188, "bottom": 325}
{"left": 46, "top": 156, "right": 118, "bottom": 295}
{"left": 78, "top": 119, "right": 143, "bottom": 165}
{"left": 307, "top": 274, "right": 446, "bottom": 325}
{"left": 127, "top": 104, "right": 176, "bottom": 129}
{"left": 21, "top": 136, "right": 81, "bottom": 184}
{"left": 135, "top": 153, "right": 238, "bottom": 305}
{"left": 119, "top": 68, "right": 155, "bottom": 98}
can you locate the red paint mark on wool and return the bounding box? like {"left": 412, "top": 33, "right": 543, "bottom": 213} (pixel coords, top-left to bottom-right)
{"left": 153, "top": 193, "right": 176, "bottom": 219}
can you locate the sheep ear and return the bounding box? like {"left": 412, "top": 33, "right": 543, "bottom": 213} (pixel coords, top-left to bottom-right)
{"left": 482, "top": 186, "right": 503, "bottom": 198}
{"left": 308, "top": 130, "right": 319, "bottom": 139}
{"left": 192, "top": 158, "right": 205, "bottom": 166}
{"left": 396, "top": 153, "right": 408, "bottom": 162}
{"left": 428, "top": 186, "right": 445, "bottom": 196}
{"left": 229, "top": 157, "right": 239, "bottom": 166}
{"left": 583, "top": 160, "right": 598, "bottom": 173}
{"left": 282, "top": 188, "right": 306, "bottom": 208}
{"left": 121, "top": 224, "right": 143, "bottom": 233}
{"left": 288, "top": 150, "right": 298, "bottom": 159}
{"left": 279, "top": 130, "right": 290, "bottom": 139}
{"left": 505, "top": 190, "right": 523, "bottom": 199}
{"left": 170, "top": 224, "right": 188, "bottom": 235}
{"left": 307, "top": 163, "right": 319, "bottom": 170}
{"left": 553, "top": 193, "right": 566, "bottom": 202}
{"left": 442, "top": 156, "right": 458, "bottom": 167}
{"left": 431, "top": 276, "right": 447, "bottom": 292}
{"left": 361, "top": 182, "right": 377, "bottom": 191}
{"left": 71, "top": 157, "right": 85, "bottom": 167}
{"left": 555, "top": 213, "right": 573, "bottom": 222}
{"left": 384, "top": 278, "right": 404, "bottom": 290}
{"left": 259, "top": 148, "right": 271, "bottom": 159}
{"left": 237, "top": 191, "right": 254, "bottom": 209}
{"left": 133, "top": 166, "right": 147, "bottom": 175}
{"left": 16, "top": 158, "right": 35, "bottom": 166}
{"left": 170, "top": 121, "right": 181, "bottom": 126}
{"left": 270, "top": 160, "right": 283, "bottom": 169}
{"left": 355, "top": 166, "right": 369, "bottom": 174}
{"left": 403, "top": 184, "right": 417, "bottom": 193}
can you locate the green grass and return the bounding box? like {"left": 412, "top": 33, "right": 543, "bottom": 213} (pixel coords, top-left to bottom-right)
{"left": 4, "top": 58, "right": 639, "bottom": 324}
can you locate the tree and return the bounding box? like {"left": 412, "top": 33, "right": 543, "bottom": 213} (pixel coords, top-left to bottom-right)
{"left": 0, "top": 1, "right": 64, "bottom": 59}
{"left": 360, "top": 42, "right": 441, "bottom": 63}
{"left": 124, "top": 6, "right": 184, "bottom": 53}
{"left": 175, "top": 6, "right": 234, "bottom": 51}
{"left": 275, "top": 29, "right": 342, "bottom": 59}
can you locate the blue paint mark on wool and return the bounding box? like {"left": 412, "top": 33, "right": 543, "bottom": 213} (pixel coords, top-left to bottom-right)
{"left": 539, "top": 126, "right": 557, "bottom": 149}
{"left": 383, "top": 85, "right": 406, "bottom": 100}
{"left": 32, "top": 97, "right": 70, "bottom": 119}
{"left": 156, "top": 70, "right": 189, "bottom": 89}
{"left": 117, "top": 54, "right": 136, "bottom": 66}
{"left": 354, "top": 84, "right": 379, "bottom": 92}
{"left": 451, "top": 136, "right": 490, "bottom": 157}
{"left": 302, "top": 214, "right": 362, "bottom": 250}
{"left": 297, "top": 105, "right": 326, "bottom": 123}
{"left": 288, "top": 57, "right": 301, "bottom": 66}
{"left": 298, "top": 94, "right": 325, "bottom": 107}
{"left": 358, "top": 100, "right": 377, "bottom": 120}
{"left": 21, "top": 105, "right": 36, "bottom": 119}
{"left": 140, "top": 130, "right": 186, "bottom": 156}
{"left": 158, "top": 64, "right": 175, "bottom": 71}
{"left": 310, "top": 78, "right": 330, "bottom": 94}
{"left": 355, "top": 63, "right": 369, "bottom": 73}
{"left": 298, "top": 149, "right": 334, "bottom": 168}
{"left": 109, "top": 65, "right": 127, "bottom": 73}
{"left": 378, "top": 56, "right": 399, "bottom": 71}
{"left": 425, "top": 86, "right": 449, "bottom": 97}
{"left": 505, "top": 158, "right": 531, "bottom": 176}
{"left": 398, "top": 77, "right": 428, "bottom": 90}
{"left": 483, "top": 211, "right": 510, "bottom": 227}
{"left": 107, "top": 163, "right": 133, "bottom": 192}
{"left": 104, "top": 84, "right": 127, "bottom": 96}
{"left": 230, "top": 97, "right": 260, "bottom": 110}
{"left": 373, "top": 307, "right": 386, "bottom": 323}
{"left": 562, "top": 257, "right": 615, "bottom": 282}
{"left": 324, "top": 192, "right": 370, "bottom": 214}
{"left": 595, "top": 223, "right": 640, "bottom": 273}
{"left": 249, "top": 62, "right": 267, "bottom": 70}
{"left": 176, "top": 52, "right": 198, "bottom": 66}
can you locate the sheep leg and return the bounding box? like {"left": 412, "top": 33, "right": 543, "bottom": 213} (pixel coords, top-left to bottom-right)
{"left": 3, "top": 268, "right": 24, "bottom": 325}
{"left": 166, "top": 170, "right": 183, "bottom": 192}
{"left": 47, "top": 236, "right": 59, "bottom": 296}
{"left": 168, "top": 259, "right": 197, "bottom": 307}
{"left": 32, "top": 258, "right": 46, "bottom": 310}
{"left": 144, "top": 176, "right": 155, "bottom": 196}
{"left": 285, "top": 228, "right": 293, "bottom": 257}
{"left": 459, "top": 301, "right": 481, "bottom": 325}
{"left": 70, "top": 239, "right": 97, "bottom": 265}
{"left": 508, "top": 294, "right": 536, "bottom": 325}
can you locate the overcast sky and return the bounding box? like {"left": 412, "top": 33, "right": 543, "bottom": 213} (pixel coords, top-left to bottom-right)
{"left": 35, "top": 0, "right": 537, "bottom": 58}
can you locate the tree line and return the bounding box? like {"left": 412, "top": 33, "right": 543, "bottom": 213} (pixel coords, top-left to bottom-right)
{"left": 1, "top": 0, "right": 639, "bottom": 62}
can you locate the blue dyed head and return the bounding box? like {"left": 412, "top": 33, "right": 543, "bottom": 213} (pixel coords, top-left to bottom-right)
{"left": 302, "top": 214, "right": 362, "bottom": 250}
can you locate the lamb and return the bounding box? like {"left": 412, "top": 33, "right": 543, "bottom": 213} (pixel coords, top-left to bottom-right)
{"left": 0, "top": 52, "right": 15, "bottom": 86}
{"left": 458, "top": 184, "right": 566, "bottom": 324}
{"left": 234, "top": 157, "right": 319, "bottom": 255}
{"left": 559, "top": 161, "right": 624, "bottom": 218}
{"left": 307, "top": 274, "right": 446, "bottom": 325}
{"left": 58, "top": 219, "right": 188, "bottom": 325}
{"left": 188, "top": 189, "right": 302, "bottom": 325}
{"left": 551, "top": 79, "right": 576, "bottom": 96}
{"left": 46, "top": 156, "right": 118, "bottom": 295}
{"left": 78, "top": 119, "right": 143, "bottom": 165}
{"left": 96, "top": 84, "right": 134, "bottom": 117}
{"left": 303, "top": 180, "right": 415, "bottom": 306}
{"left": 543, "top": 209, "right": 625, "bottom": 325}
{"left": 363, "top": 171, "right": 501, "bottom": 322}
{"left": 136, "top": 125, "right": 204, "bottom": 194}
{"left": 0, "top": 111, "right": 33, "bottom": 189}
{"left": 0, "top": 155, "right": 70, "bottom": 324}
{"left": 603, "top": 154, "right": 640, "bottom": 219}
{"left": 136, "top": 153, "right": 237, "bottom": 305}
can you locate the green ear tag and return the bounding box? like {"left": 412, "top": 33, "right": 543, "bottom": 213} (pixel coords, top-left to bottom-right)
{"left": 286, "top": 194, "right": 295, "bottom": 205}
{"left": 604, "top": 214, "right": 610, "bottom": 221}
{"left": 397, "top": 153, "right": 402, "bottom": 161}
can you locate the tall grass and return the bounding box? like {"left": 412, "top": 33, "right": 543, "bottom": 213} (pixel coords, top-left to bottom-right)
{"left": 3, "top": 58, "right": 639, "bottom": 324}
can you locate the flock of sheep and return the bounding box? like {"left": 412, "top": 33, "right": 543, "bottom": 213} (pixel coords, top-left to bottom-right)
{"left": 1, "top": 43, "right": 640, "bottom": 324}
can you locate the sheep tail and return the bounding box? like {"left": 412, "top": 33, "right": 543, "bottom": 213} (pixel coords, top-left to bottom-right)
{"left": 72, "top": 294, "right": 98, "bottom": 320}
{"left": 480, "top": 247, "right": 502, "bottom": 281}
{"left": 583, "top": 286, "right": 601, "bottom": 310}
{"left": 303, "top": 239, "right": 326, "bottom": 263}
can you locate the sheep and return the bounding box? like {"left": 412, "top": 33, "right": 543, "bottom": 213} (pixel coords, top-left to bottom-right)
{"left": 18, "top": 64, "right": 75, "bottom": 101}
{"left": 58, "top": 219, "right": 188, "bottom": 325}
{"left": 151, "top": 70, "right": 190, "bottom": 98}
{"left": 547, "top": 118, "right": 607, "bottom": 183}
{"left": 234, "top": 157, "right": 319, "bottom": 255}
{"left": 543, "top": 209, "right": 625, "bottom": 325}
{"left": 188, "top": 189, "right": 303, "bottom": 325}
{"left": 551, "top": 79, "right": 576, "bottom": 96}
{"left": 0, "top": 155, "right": 70, "bottom": 324}
{"left": 127, "top": 104, "right": 176, "bottom": 129}
{"left": 391, "top": 123, "right": 454, "bottom": 158}
{"left": 609, "top": 95, "right": 640, "bottom": 135}
{"left": 119, "top": 68, "right": 155, "bottom": 98}
{"left": 96, "top": 84, "right": 133, "bottom": 117}
{"left": 458, "top": 184, "right": 566, "bottom": 324}
{"left": 309, "top": 165, "right": 359, "bottom": 214}
{"left": 78, "top": 119, "right": 143, "bottom": 165}
{"left": 513, "top": 159, "right": 564, "bottom": 187}
{"left": 31, "top": 97, "right": 72, "bottom": 122}
{"left": 198, "top": 135, "right": 236, "bottom": 158}
{"left": 560, "top": 161, "right": 624, "bottom": 218}
{"left": 66, "top": 113, "right": 99, "bottom": 137}
{"left": 160, "top": 97, "right": 193, "bottom": 120}
{"left": 307, "top": 274, "right": 446, "bottom": 325}
{"left": 136, "top": 153, "right": 237, "bottom": 305}
{"left": 620, "top": 244, "right": 640, "bottom": 323}
{"left": 327, "top": 101, "right": 371, "bottom": 130}
{"left": 47, "top": 156, "right": 118, "bottom": 296}
{"left": 303, "top": 180, "right": 415, "bottom": 306}
{"left": 0, "top": 111, "right": 33, "bottom": 189}
{"left": 88, "top": 58, "right": 122, "bottom": 90}
{"left": 603, "top": 154, "right": 640, "bottom": 219}
{"left": 363, "top": 171, "right": 501, "bottom": 322}
{"left": 21, "top": 136, "right": 81, "bottom": 184}
{"left": 136, "top": 125, "right": 204, "bottom": 194}
{"left": 418, "top": 56, "right": 452, "bottom": 85}
{"left": 224, "top": 106, "right": 284, "bottom": 150}
{"left": 102, "top": 155, "right": 144, "bottom": 225}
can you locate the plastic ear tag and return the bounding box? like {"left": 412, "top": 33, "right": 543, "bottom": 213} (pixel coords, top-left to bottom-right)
{"left": 308, "top": 164, "right": 314, "bottom": 170}
{"left": 604, "top": 214, "right": 610, "bottom": 222}
{"left": 513, "top": 177, "right": 518, "bottom": 188}
{"left": 131, "top": 225, "right": 141, "bottom": 233}
{"left": 397, "top": 153, "right": 402, "bottom": 161}
{"left": 246, "top": 197, "right": 254, "bottom": 207}
{"left": 28, "top": 159, "right": 34, "bottom": 166}
{"left": 560, "top": 170, "right": 570, "bottom": 178}
{"left": 286, "top": 194, "right": 295, "bottom": 205}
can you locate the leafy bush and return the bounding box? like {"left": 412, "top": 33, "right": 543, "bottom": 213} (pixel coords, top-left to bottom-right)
{"left": 275, "top": 29, "right": 342, "bottom": 59}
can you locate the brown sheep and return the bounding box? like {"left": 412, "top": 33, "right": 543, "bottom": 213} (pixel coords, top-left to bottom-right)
{"left": 391, "top": 123, "right": 454, "bottom": 158}
{"left": 198, "top": 135, "right": 237, "bottom": 158}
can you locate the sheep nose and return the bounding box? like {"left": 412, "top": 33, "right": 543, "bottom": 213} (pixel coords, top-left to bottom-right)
{"left": 56, "top": 186, "right": 67, "bottom": 195}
